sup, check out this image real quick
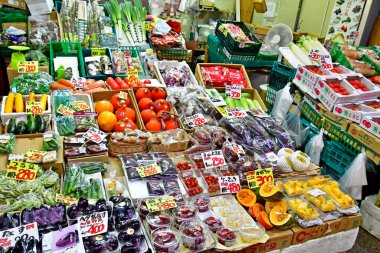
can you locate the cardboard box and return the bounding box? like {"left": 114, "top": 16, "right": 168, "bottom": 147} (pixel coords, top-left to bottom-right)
{"left": 360, "top": 116, "right": 380, "bottom": 138}
{"left": 240, "top": 229, "right": 293, "bottom": 253}
{"left": 321, "top": 105, "right": 352, "bottom": 130}
{"left": 348, "top": 123, "right": 380, "bottom": 155}
{"left": 313, "top": 85, "right": 335, "bottom": 111}
{"left": 296, "top": 65, "right": 333, "bottom": 85}
{"left": 366, "top": 149, "right": 380, "bottom": 165}
{"left": 316, "top": 77, "right": 360, "bottom": 104}
{"left": 7, "top": 65, "right": 49, "bottom": 86}
{"left": 340, "top": 214, "right": 362, "bottom": 231}
{"left": 0, "top": 0, "right": 26, "bottom": 10}
{"left": 195, "top": 63, "right": 253, "bottom": 89}
{"left": 293, "top": 73, "right": 316, "bottom": 93}
{"left": 332, "top": 103, "right": 379, "bottom": 124}
{"left": 291, "top": 223, "right": 327, "bottom": 245}
{"left": 323, "top": 218, "right": 345, "bottom": 236}
{"left": 0, "top": 137, "right": 64, "bottom": 174}
{"left": 25, "top": 0, "right": 54, "bottom": 15}
{"left": 67, "top": 153, "right": 108, "bottom": 163}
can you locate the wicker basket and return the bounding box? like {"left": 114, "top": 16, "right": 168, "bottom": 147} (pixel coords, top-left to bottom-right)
{"left": 150, "top": 139, "right": 189, "bottom": 152}
{"left": 108, "top": 140, "right": 148, "bottom": 156}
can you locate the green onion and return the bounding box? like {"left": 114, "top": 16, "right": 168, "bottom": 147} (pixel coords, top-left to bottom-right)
{"left": 289, "top": 42, "right": 313, "bottom": 65}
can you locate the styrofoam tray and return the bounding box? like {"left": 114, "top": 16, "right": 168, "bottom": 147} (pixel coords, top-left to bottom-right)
{"left": 153, "top": 60, "right": 198, "bottom": 87}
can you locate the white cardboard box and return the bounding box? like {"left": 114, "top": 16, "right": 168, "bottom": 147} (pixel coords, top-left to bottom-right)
{"left": 25, "top": 0, "right": 53, "bottom": 15}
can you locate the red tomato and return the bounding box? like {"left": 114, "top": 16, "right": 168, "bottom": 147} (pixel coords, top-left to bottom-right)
{"left": 144, "top": 79, "right": 152, "bottom": 84}
{"left": 119, "top": 81, "right": 129, "bottom": 89}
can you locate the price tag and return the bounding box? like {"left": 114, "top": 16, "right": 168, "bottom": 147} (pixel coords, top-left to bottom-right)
{"left": 307, "top": 188, "right": 326, "bottom": 197}
{"left": 136, "top": 163, "right": 162, "bottom": 178}
{"left": 308, "top": 49, "right": 320, "bottom": 61}
{"left": 126, "top": 69, "right": 139, "bottom": 86}
{"left": 185, "top": 113, "right": 206, "bottom": 127}
{"left": 246, "top": 171, "right": 257, "bottom": 189}
{"left": 219, "top": 176, "right": 241, "bottom": 194}
{"left": 205, "top": 89, "right": 226, "bottom": 107}
{"left": 57, "top": 104, "right": 75, "bottom": 116}
{"left": 201, "top": 150, "right": 226, "bottom": 169}
{"left": 71, "top": 101, "right": 90, "bottom": 111}
{"left": 225, "top": 108, "right": 247, "bottom": 118}
{"left": 56, "top": 194, "right": 77, "bottom": 204}
{"left": 17, "top": 61, "right": 38, "bottom": 73}
{"left": 144, "top": 21, "right": 155, "bottom": 30}
{"left": 146, "top": 196, "right": 177, "bottom": 212}
{"left": 118, "top": 91, "right": 128, "bottom": 100}
{"left": 0, "top": 223, "right": 39, "bottom": 248}
{"left": 252, "top": 168, "right": 274, "bottom": 188}
{"left": 265, "top": 152, "right": 279, "bottom": 163}
{"left": 24, "top": 149, "right": 47, "bottom": 163}
{"left": 320, "top": 55, "right": 333, "bottom": 70}
{"left": 71, "top": 77, "right": 87, "bottom": 89}
{"left": 83, "top": 127, "right": 107, "bottom": 143}
{"left": 91, "top": 48, "right": 106, "bottom": 56}
{"left": 25, "top": 101, "right": 43, "bottom": 114}
{"left": 215, "top": 106, "right": 229, "bottom": 117}
{"left": 226, "top": 143, "right": 245, "bottom": 154}
{"left": 78, "top": 211, "right": 108, "bottom": 237}
{"left": 5, "top": 160, "right": 39, "bottom": 181}
{"left": 226, "top": 85, "right": 242, "bottom": 99}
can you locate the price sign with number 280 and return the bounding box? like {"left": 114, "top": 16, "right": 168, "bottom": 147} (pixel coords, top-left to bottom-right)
{"left": 5, "top": 160, "right": 39, "bottom": 181}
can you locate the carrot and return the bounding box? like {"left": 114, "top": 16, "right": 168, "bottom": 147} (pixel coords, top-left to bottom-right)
{"left": 83, "top": 87, "right": 107, "bottom": 94}
{"left": 58, "top": 79, "right": 75, "bottom": 88}
{"left": 51, "top": 83, "right": 74, "bottom": 90}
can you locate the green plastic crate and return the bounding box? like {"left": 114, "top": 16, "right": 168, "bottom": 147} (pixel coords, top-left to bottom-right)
{"left": 266, "top": 86, "right": 278, "bottom": 105}
{"left": 300, "top": 101, "right": 324, "bottom": 129}
{"left": 82, "top": 48, "right": 114, "bottom": 80}
{"left": 321, "top": 140, "right": 355, "bottom": 177}
{"left": 268, "top": 62, "right": 296, "bottom": 90}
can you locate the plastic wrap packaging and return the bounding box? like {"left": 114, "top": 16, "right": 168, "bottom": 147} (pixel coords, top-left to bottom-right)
{"left": 282, "top": 102, "right": 309, "bottom": 148}
{"left": 25, "top": 50, "right": 49, "bottom": 66}
{"left": 29, "top": 15, "right": 59, "bottom": 47}
{"left": 0, "top": 134, "right": 15, "bottom": 154}
{"left": 271, "top": 83, "right": 293, "bottom": 122}
{"left": 43, "top": 131, "right": 60, "bottom": 151}
{"left": 339, "top": 149, "right": 368, "bottom": 200}
{"left": 305, "top": 129, "right": 324, "bottom": 165}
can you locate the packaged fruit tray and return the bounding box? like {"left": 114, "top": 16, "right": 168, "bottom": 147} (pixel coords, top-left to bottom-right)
{"left": 154, "top": 60, "right": 198, "bottom": 88}
{"left": 315, "top": 77, "right": 360, "bottom": 104}
{"left": 287, "top": 197, "right": 324, "bottom": 227}
{"left": 345, "top": 75, "right": 380, "bottom": 100}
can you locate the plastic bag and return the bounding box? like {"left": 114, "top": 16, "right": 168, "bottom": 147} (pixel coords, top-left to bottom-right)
{"left": 305, "top": 129, "right": 325, "bottom": 165}
{"left": 271, "top": 83, "right": 293, "bottom": 122}
{"left": 339, "top": 149, "right": 368, "bottom": 200}
{"left": 282, "top": 101, "right": 309, "bottom": 148}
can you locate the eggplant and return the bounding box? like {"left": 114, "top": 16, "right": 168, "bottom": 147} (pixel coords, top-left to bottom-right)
{"left": 83, "top": 205, "right": 96, "bottom": 215}
{"left": 95, "top": 199, "right": 107, "bottom": 211}
{"left": 104, "top": 233, "right": 118, "bottom": 251}
{"left": 0, "top": 213, "right": 20, "bottom": 230}
{"left": 56, "top": 232, "right": 76, "bottom": 248}
{"left": 67, "top": 204, "right": 79, "bottom": 219}
{"left": 78, "top": 197, "right": 89, "bottom": 211}
{"left": 120, "top": 235, "right": 143, "bottom": 253}
{"left": 109, "top": 196, "right": 125, "bottom": 204}
{"left": 115, "top": 217, "right": 140, "bottom": 232}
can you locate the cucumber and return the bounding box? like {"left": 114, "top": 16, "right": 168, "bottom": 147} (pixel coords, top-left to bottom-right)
{"left": 241, "top": 93, "right": 251, "bottom": 99}
{"left": 35, "top": 115, "right": 46, "bottom": 133}
{"left": 253, "top": 100, "right": 262, "bottom": 109}
{"left": 234, "top": 99, "right": 242, "bottom": 108}
{"left": 15, "top": 121, "right": 27, "bottom": 134}
{"left": 220, "top": 93, "right": 226, "bottom": 99}
{"left": 246, "top": 98, "right": 256, "bottom": 109}
{"left": 240, "top": 98, "right": 249, "bottom": 110}
{"left": 225, "top": 97, "right": 234, "bottom": 108}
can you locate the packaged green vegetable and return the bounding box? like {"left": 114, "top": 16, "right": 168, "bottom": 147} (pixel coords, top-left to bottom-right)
{"left": 12, "top": 72, "right": 53, "bottom": 94}
{"left": 56, "top": 116, "right": 75, "bottom": 136}
{"left": 42, "top": 187, "right": 57, "bottom": 205}
{"left": 0, "top": 134, "right": 15, "bottom": 154}
{"left": 43, "top": 132, "right": 60, "bottom": 151}
{"left": 37, "top": 169, "right": 60, "bottom": 188}
{"left": 11, "top": 193, "right": 44, "bottom": 211}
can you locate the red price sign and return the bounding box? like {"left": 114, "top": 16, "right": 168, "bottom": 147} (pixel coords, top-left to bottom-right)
{"left": 83, "top": 127, "right": 107, "bottom": 143}
{"left": 320, "top": 55, "right": 333, "bottom": 70}
{"left": 57, "top": 104, "right": 74, "bottom": 116}
{"left": 219, "top": 176, "right": 241, "bottom": 194}
{"left": 5, "top": 160, "right": 39, "bottom": 181}
{"left": 146, "top": 196, "right": 177, "bottom": 212}
{"left": 25, "top": 101, "right": 43, "bottom": 114}
{"left": 226, "top": 85, "right": 242, "bottom": 99}
{"left": 185, "top": 113, "right": 206, "bottom": 127}
{"left": 71, "top": 101, "right": 90, "bottom": 111}
{"left": 225, "top": 108, "right": 247, "bottom": 118}
{"left": 79, "top": 211, "right": 108, "bottom": 237}
{"left": 71, "top": 77, "right": 87, "bottom": 89}
{"left": 226, "top": 143, "right": 245, "bottom": 154}
{"left": 308, "top": 49, "right": 320, "bottom": 60}
{"left": 136, "top": 163, "right": 162, "bottom": 178}
{"left": 202, "top": 150, "right": 226, "bottom": 169}
{"left": 254, "top": 168, "right": 274, "bottom": 188}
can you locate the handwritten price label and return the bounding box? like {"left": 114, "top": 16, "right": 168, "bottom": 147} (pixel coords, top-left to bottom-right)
{"left": 118, "top": 91, "right": 128, "bottom": 100}
{"left": 57, "top": 104, "right": 75, "bottom": 116}
{"left": 201, "top": 150, "right": 226, "bottom": 169}
{"left": 24, "top": 149, "right": 47, "bottom": 163}
{"left": 71, "top": 77, "right": 87, "bottom": 89}
{"left": 185, "top": 113, "right": 206, "bottom": 127}
{"left": 78, "top": 211, "right": 108, "bottom": 237}
{"left": 215, "top": 106, "right": 229, "bottom": 117}
{"left": 308, "top": 49, "right": 320, "bottom": 61}
{"left": 225, "top": 108, "right": 247, "bottom": 118}
{"left": 247, "top": 168, "right": 274, "bottom": 189}
{"left": 17, "top": 61, "right": 38, "bottom": 73}
{"left": 144, "top": 21, "right": 155, "bottom": 30}
{"left": 91, "top": 48, "right": 106, "bottom": 56}
{"left": 226, "top": 143, "right": 245, "bottom": 154}
{"left": 5, "top": 160, "right": 39, "bottom": 181}
{"left": 226, "top": 85, "right": 242, "bottom": 99}
{"left": 146, "top": 196, "right": 177, "bottom": 212}
{"left": 71, "top": 101, "right": 90, "bottom": 111}
{"left": 246, "top": 171, "right": 257, "bottom": 189}
{"left": 83, "top": 127, "right": 107, "bottom": 143}
{"left": 25, "top": 101, "right": 43, "bottom": 114}
{"left": 136, "top": 163, "right": 162, "bottom": 178}
{"left": 126, "top": 70, "right": 139, "bottom": 86}
{"left": 0, "top": 223, "right": 39, "bottom": 248}
{"left": 56, "top": 194, "right": 77, "bottom": 205}
{"left": 320, "top": 55, "right": 333, "bottom": 70}
{"left": 219, "top": 176, "right": 241, "bottom": 194}
{"left": 307, "top": 188, "right": 326, "bottom": 197}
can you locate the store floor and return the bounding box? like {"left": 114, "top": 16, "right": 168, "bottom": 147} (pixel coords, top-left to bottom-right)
{"left": 348, "top": 227, "right": 380, "bottom": 253}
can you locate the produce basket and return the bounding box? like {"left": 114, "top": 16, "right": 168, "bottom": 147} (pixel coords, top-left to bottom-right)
{"left": 321, "top": 140, "right": 354, "bottom": 178}
{"left": 215, "top": 20, "right": 262, "bottom": 56}
{"left": 148, "top": 33, "right": 192, "bottom": 62}
{"left": 265, "top": 86, "right": 278, "bottom": 105}
{"left": 82, "top": 48, "right": 114, "bottom": 80}
{"left": 269, "top": 61, "right": 297, "bottom": 90}
{"left": 109, "top": 140, "right": 148, "bottom": 156}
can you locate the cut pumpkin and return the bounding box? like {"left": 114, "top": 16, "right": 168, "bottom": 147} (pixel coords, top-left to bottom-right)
{"left": 237, "top": 189, "right": 257, "bottom": 207}
{"left": 257, "top": 211, "right": 273, "bottom": 230}
{"left": 269, "top": 205, "right": 293, "bottom": 229}
{"left": 249, "top": 203, "right": 265, "bottom": 219}
{"left": 259, "top": 181, "right": 284, "bottom": 202}
{"left": 265, "top": 200, "right": 287, "bottom": 214}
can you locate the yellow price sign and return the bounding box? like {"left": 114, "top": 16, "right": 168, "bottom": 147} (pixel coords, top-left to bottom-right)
{"left": 215, "top": 106, "right": 228, "bottom": 118}
{"left": 26, "top": 101, "right": 44, "bottom": 114}
{"left": 71, "top": 101, "right": 90, "bottom": 111}
{"left": 57, "top": 104, "right": 75, "bottom": 116}
{"left": 136, "top": 163, "right": 162, "bottom": 178}
{"left": 5, "top": 160, "right": 39, "bottom": 181}
{"left": 56, "top": 194, "right": 77, "bottom": 204}
{"left": 247, "top": 168, "right": 274, "bottom": 189}
{"left": 144, "top": 21, "right": 155, "bottom": 31}
{"left": 17, "top": 61, "right": 39, "bottom": 73}
{"left": 126, "top": 69, "right": 139, "bottom": 86}
{"left": 91, "top": 48, "right": 106, "bottom": 56}
{"left": 146, "top": 196, "right": 177, "bottom": 212}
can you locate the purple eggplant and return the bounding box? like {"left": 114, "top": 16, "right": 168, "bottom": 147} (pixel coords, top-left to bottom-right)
{"left": 56, "top": 232, "right": 76, "bottom": 248}
{"left": 0, "top": 213, "right": 20, "bottom": 230}
{"left": 120, "top": 235, "right": 143, "bottom": 253}
{"left": 78, "top": 197, "right": 89, "bottom": 211}
{"left": 67, "top": 204, "right": 79, "bottom": 219}
{"left": 115, "top": 217, "right": 140, "bottom": 232}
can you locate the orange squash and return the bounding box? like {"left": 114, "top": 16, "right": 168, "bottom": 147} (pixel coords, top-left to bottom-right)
{"left": 156, "top": 110, "right": 171, "bottom": 121}
{"left": 265, "top": 200, "right": 287, "bottom": 214}
{"left": 95, "top": 101, "right": 114, "bottom": 114}
{"left": 257, "top": 211, "right": 273, "bottom": 230}
{"left": 164, "top": 118, "right": 179, "bottom": 130}
{"left": 145, "top": 113, "right": 162, "bottom": 131}
{"left": 151, "top": 87, "right": 167, "bottom": 100}
{"left": 114, "top": 119, "right": 136, "bottom": 132}
{"left": 249, "top": 203, "right": 265, "bottom": 220}
{"left": 141, "top": 108, "right": 154, "bottom": 123}
{"left": 153, "top": 99, "right": 170, "bottom": 113}
{"left": 135, "top": 88, "right": 152, "bottom": 102}
{"left": 97, "top": 112, "right": 117, "bottom": 132}
{"left": 115, "top": 106, "right": 136, "bottom": 121}
{"left": 237, "top": 189, "right": 257, "bottom": 207}
{"left": 110, "top": 93, "right": 131, "bottom": 110}
{"left": 138, "top": 98, "right": 153, "bottom": 111}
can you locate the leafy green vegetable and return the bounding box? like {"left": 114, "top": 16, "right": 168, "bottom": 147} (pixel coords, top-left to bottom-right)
{"left": 12, "top": 72, "right": 53, "bottom": 94}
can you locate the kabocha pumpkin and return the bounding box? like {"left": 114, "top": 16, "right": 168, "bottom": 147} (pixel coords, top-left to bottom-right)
{"left": 151, "top": 87, "right": 167, "bottom": 100}
{"left": 110, "top": 93, "right": 131, "bottom": 110}
{"left": 98, "top": 112, "right": 117, "bottom": 132}
{"left": 114, "top": 119, "right": 136, "bottom": 132}
{"left": 153, "top": 99, "right": 170, "bottom": 113}
{"left": 269, "top": 206, "right": 294, "bottom": 229}
{"left": 138, "top": 98, "right": 153, "bottom": 111}
{"left": 265, "top": 200, "right": 287, "bottom": 214}
{"left": 259, "top": 181, "right": 284, "bottom": 202}
{"left": 237, "top": 189, "right": 257, "bottom": 207}
{"left": 135, "top": 88, "right": 152, "bottom": 101}
{"left": 163, "top": 118, "right": 179, "bottom": 130}
{"left": 95, "top": 101, "right": 114, "bottom": 114}
{"left": 115, "top": 106, "right": 136, "bottom": 121}
{"left": 248, "top": 203, "right": 265, "bottom": 219}
{"left": 257, "top": 211, "right": 273, "bottom": 230}
{"left": 145, "top": 113, "right": 162, "bottom": 131}
{"left": 156, "top": 110, "right": 171, "bottom": 121}
{"left": 141, "top": 108, "right": 154, "bottom": 123}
